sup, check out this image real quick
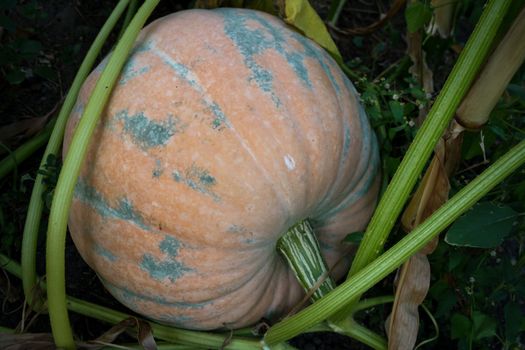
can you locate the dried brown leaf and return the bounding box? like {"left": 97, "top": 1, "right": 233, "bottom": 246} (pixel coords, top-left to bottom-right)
{"left": 137, "top": 318, "right": 156, "bottom": 350}
{"left": 386, "top": 252, "right": 431, "bottom": 349}
{"left": 428, "top": 0, "right": 456, "bottom": 38}
{"left": 78, "top": 317, "right": 157, "bottom": 350}
{"left": 0, "top": 333, "right": 55, "bottom": 350}
{"left": 388, "top": 122, "right": 464, "bottom": 350}
{"left": 401, "top": 139, "right": 449, "bottom": 233}
{"left": 0, "top": 117, "right": 49, "bottom": 148}
{"left": 407, "top": 31, "right": 434, "bottom": 99}
{"left": 0, "top": 101, "right": 59, "bottom": 150}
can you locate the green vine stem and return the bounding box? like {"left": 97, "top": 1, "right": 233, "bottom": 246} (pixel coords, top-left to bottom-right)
{"left": 326, "top": 0, "right": 348, "bottom": 26}
{"left": 264, "top": 139, "right": 525, "bottom": 345}
{"left": 106, "top": 345, "right": 197, "bottom": 350}
{"left": 350, "top": 295, "right": 394, "bottom": 314}
{"left": 46, "top": 1, "right": 159, "bottom": 348}
{"left": 331, "top": 317, "right": 387, "bottom": 350}
{"left": 21, "top": 0, "right": 131, "bottom": 313}
{"left": 68, "top": 297, "right": 265, "bottom": 350}
{"left": 0, "top": 253, "right": 22, "bottom": 276}
{"left": 338, "top": 0, "right": 511, "bottom": 318}
{"left": 327, "top": 296, "right": 393, "bottom": 349}
{"left": 0, "top": 119, "right": 55, "bottom": 181}
{"left": 276, "top": 220, "right": 336, "bottom": 301}
{"left": 0, "top": 255, "right": 266, "bottom": 350}
{"left": 118, "top": 0, "right": 139, "bottom": 39}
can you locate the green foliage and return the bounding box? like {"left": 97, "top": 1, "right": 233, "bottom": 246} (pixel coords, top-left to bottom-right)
{"left": 0, "top": 197, "right": 17, "bottom": 254}
{"left": 0, "top": 172, "right": 33, "bottom": 255}
{"left": 345, "top": 59, "right": 428, "bottom": 178}
{"left": 405, "top": 1, "right": 433, "bottom": 33}
{"left": 37, "top": 153, "right": 62, "bottom": 209}
{"left": 445, "top": 202, "right": 519, "bottom": 248}
{"left": 0, "top": 0, "right": 55, "bottom": 85}
{"left": 343, "top": 231, "right": 365, "bottom": 244}
{"left": 428, "top": 234, "right": 525, "bottom": 349}
{"left": 343, "top": 2, "right": 525, "bottom": 348}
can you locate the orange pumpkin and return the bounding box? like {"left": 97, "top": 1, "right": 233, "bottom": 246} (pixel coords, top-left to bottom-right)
{"left": 64, "top": 8, "right": 380, "bottom": 330}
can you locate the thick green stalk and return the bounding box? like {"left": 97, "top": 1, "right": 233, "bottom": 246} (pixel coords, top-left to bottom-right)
{"left": 276, "top": 220, "right": 336, "bottom": 301}
{"left": 456, "top": 4, "right": 525, "bottom": 129}
{"left": 264, "top": 139, "right": 525, "bottom": 345}
{"left": 46, "top": 1, "right": 159, "bottom": 348}
{"left": 21, "top": 0, "right": 131, "bottom": 312}
{"left": 342, "top": 0, "right": 511, "bottom": 315}
{"left": 0, "top": 120, "right": 55, "bottom": 180}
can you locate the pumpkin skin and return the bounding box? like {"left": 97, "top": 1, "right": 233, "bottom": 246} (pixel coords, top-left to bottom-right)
{"left": 64, "top": 8, "right": 380, "bottom": 330}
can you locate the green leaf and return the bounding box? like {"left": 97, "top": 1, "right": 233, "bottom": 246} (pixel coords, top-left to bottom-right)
{"left": 445, "top": 202, "right": 518, "bottom": 248}
{"left": 461, "top": 128, "right": 496, "bottom": 160}
{"left": 0, "top": 13, "right": 16, "bottom": 31}
{"left": 352, "top": 36, "right": 364, "bottom": 48}
{"left": 371, "top": 42, "right": 386, "bottom": 59}
{"left": 34, "top": 66, "right": 57, "bottom": 81}
{"left": 389, "top": 100, "right": 405, "bottom": 123}
{"left": 244, "top": 0, "right": 276, "bottom": 14}
{"left": 384, "top": 156, "right": 401, "bottom": 178}
{"left": 5, "top": 68, "right": 25, "bottom": 84}
{"left": 448, "top": 249, "right": 466, "bottom": 271}
{"left": 18, "top": 39, "right": 42, "bottom": 56}
{"left": 0, "top": 0, "right": 16, "bottom": 10}
{"left": 281, "top": 0, "right": 342, "bottom": 63}
{"left": 514, "top": 181, "right": 525, "bottom": 202}
{"left": 472, "top": 311, "right": 497, "bottom": 341}
{"left": 343, "top": 231, "right": 364, "bottom": 244}
{"left": 429, "top": 280, "right": 457, "bottom": 318}
{"left": 507, "top": 84, "right": 525, "bottom": 102}
{"left": 388, "top": 125, "right": 405, "bottom": 140}
{"left": 451, "top": 313, "right": 471, "bottom": 339}
{"left": 504, "top": 302, "right": 523, "bottom": 342}
{"left": 405, "top": 1, "right": 433, "bottom": 33}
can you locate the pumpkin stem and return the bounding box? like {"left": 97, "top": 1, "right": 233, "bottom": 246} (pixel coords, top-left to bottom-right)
{"left": 276, "top": 220, "right": 336, "bottom": 302}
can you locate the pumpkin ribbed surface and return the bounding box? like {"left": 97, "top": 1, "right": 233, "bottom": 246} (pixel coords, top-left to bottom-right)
{"left": 64, "top": 8, "right": 380, "bottom": 330}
